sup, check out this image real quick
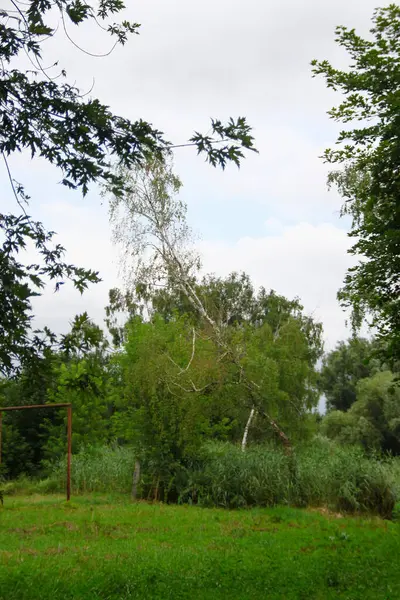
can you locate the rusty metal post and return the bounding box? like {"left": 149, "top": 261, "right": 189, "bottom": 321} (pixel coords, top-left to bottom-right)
{"left": 67, "top": 405, "right": 72, "bottom": 501}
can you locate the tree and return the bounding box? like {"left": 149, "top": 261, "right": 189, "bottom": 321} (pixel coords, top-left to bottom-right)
{"left": 0, "top": 350, "right": 57, "bottom": 478}
{"left": 108, "top": 159, "right": 323, "bottom": 451}
{"left": 0, "top": 312, "right": 112, "bottom": 476}
{"left": 148, "top": 271, "right": 323, "bottom": 365}
{"left": 312, "top": 5, "right": 400, "bottom": 365}
{"left": 320, "top": 337, "right": 381, "bottom": 412}
{"left": 0, "top": 1, "right": 256, "bottom": 374}
{"left": 353, "top": 371, "right": 400, "bottom": 454}
{"left": 0, "top": 214, "right": 100, "bottom": 375}
{"left": 110, "top": 313, "right": 233, "bottom": 499}
{"left": 321, "top": 370, "right": 400, "bottom": 454}
{"left": 43, "top": 313, "right": 112, "bottom": 461}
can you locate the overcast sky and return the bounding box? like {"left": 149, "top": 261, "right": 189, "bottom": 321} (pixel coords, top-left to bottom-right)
{"left": 2, "top": 0, "right": 383, "bottom": 351}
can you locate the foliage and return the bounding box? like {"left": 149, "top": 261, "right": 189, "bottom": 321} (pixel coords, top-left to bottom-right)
{"left": 292, "top": 437, "right": 396, "bottom": 517}
{"left": 182, "top": 439, "right": 396, "bottom": 517}
{"left": 320, "top": 337, "right": 381, "bottom": 412}
{"left": 0, "top": 349, "right": 59, "bottom": 478}
{"left": 149, "top": 272, "right": 323, "bottom": 365}
{"left": 0, "top": 313, "right": 113, "bottom": 478}
{"left": 1, "top": 497, "right": 399, "bottom": 600}
{"left": 0, "top": 2, "right": 256, "bottom": 196}
{"left": 108, "top": 314, "right": 233, "bottom": 499}
{"left": 108, "top": 160, "right": 323, "bottom": 452}
{"left": 1, "top": 289, "right": 323, "bottom": 488}
{"left": 0, "top": 214, "right": 99, "bottom": 375}
{"left": 321, "top": 371, "right": 400, "bottom": 454}
{"left": 106, "top": 294, "right": 323, "bottom": 497}
{"left": 312, "top": 5, "right": 400, "bottom": 364}
{"left": 42, "top": 314, "right": 112, "bottom": 461}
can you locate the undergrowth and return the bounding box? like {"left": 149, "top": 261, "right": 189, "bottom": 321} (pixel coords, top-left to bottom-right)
{"left": 3, "top": 438, "right": 399, "bottom": 518}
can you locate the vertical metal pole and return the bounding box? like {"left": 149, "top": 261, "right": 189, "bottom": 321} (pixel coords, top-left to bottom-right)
{"left": 67, "top": 405, "right": 72, "bottom": 501}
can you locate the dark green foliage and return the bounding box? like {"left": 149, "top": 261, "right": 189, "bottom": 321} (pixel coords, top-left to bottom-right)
{"left": 320, "top": 337, "right": 381, "bottom": 411}
{"left": 0, "top": 214, "right": 99, "bottom": 375}
{"left": 0, "top": 313, "right": 112, "bottom": 478}
{"left": 0, "top": 350, "right": 60, "bottom": 478}
{"left": 312, "top": 5, "right": 400, "bottom": 365}
{"left": 184, "top": 440, "right": 396, "bottom": 518}
{"left": 0, "top": 3, "right": 255, "bottom": 196}
{"left": 41, "top": 439, "right": 399, "bottom": 518}
{"left": 42, "top": 314, "right": 112, "bottom": 461}
{"left": 322, "top": 371, "right": 400, "bottom": 454}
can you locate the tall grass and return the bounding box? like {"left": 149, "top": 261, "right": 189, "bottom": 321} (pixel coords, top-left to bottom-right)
{"left": 181, "top": 438, "right": 397, "bottom": 517}
{"left": 9, "top": 438, "right": 398, "bottom": 517}
{"left": 49, "top": 445, "right": 135, "bottom": 494}
{"left": 291, "top": 437, "right": 396, "bottom": 517}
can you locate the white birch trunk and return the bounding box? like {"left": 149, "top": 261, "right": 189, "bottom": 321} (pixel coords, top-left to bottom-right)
{"left": 241, "top": 406, "right": 256, "bottom": 452}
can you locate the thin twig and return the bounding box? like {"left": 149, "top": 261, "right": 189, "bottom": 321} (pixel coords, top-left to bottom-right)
{"left": 2, "top": 151, "right": 28, "bottom": 216}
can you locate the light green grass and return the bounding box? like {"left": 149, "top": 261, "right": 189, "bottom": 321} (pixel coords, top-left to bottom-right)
{"left": 0, "top": 495, "right": 399, "bottom": 599}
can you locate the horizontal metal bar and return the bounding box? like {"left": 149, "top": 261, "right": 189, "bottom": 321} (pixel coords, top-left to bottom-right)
{"left": 0, "top": 403, "right": 72, "bottom": 412}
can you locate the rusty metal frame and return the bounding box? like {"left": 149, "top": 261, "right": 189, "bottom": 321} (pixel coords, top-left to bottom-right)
{"left": 0, "top": 403, "right": 72, "bottom": 501}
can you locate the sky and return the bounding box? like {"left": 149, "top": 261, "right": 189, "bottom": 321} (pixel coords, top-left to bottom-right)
{"left": 2, "top": 0, "right": 383, "bottom": 351}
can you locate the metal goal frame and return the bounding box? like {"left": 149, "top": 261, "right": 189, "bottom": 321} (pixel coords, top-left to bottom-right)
{"left": 0, "top": 403, "right": 72, "bottom": 501}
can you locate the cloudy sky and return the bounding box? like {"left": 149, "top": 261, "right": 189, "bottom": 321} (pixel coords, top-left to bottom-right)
{"left": 2, "top": 0, "right": 382, "bottom": 351}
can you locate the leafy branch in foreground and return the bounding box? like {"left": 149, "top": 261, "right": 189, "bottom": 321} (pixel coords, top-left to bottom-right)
{"left": 1, "top": 2, "right": 256, "bottom": 197}
{"left": 0, "top": 213, "right": 100, "bottom": 375}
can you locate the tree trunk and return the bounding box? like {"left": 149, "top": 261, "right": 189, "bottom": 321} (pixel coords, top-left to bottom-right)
{"left": 131, "top": 459, "right": 141, "bottom": 501}
{"left": 260, "top": 410, "right": 292, "bottom": 454}
{"left": 242, "top": 406, "right": 256, "bottom": 451}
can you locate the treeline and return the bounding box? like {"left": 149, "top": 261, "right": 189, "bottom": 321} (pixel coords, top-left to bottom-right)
{"left": 0, "top": 271, "right": 399, "bottom": 490}
{"left": 0, "top": 273, "right": 323, "bottom": 479}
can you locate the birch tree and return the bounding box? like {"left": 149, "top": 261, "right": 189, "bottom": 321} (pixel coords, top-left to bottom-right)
{"left": 108, "top": 159, "right": 316, "bottom": 451}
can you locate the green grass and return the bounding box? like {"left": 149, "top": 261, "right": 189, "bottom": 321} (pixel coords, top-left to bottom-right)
{"left": 0, "top": 495, "right": 399, "bottom": 599}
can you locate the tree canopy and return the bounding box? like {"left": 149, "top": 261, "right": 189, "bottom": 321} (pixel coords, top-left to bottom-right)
{"left": 312, "top": 4, "right": 400, "bottom": 366}
{"left": 321, "top": 370, "right": 400, "bottom": 454}
{"left": 319, "top": 337, "right": 381, "bottom": 412}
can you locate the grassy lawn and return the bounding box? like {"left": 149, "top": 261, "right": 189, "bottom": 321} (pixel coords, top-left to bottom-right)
{"left": 0, "top": 495, "right": 399, "bottom": 599}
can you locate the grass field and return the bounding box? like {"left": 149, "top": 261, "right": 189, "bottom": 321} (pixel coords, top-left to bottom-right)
{"left": 0, "top": 495, "right": 399, "bottom": 599}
